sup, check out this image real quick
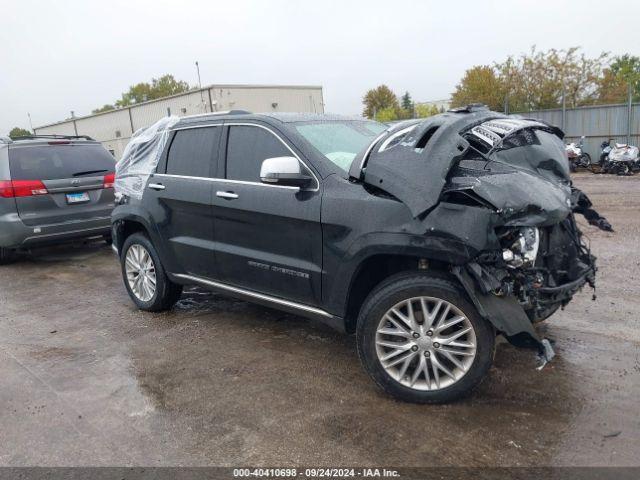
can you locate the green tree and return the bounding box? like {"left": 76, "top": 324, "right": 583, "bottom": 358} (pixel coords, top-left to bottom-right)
{"left": 400, "top": 91, "right": 414, "bottom": 118}
{"left": 415, "top": 104, "right": 440, "bottom": 118}
{"left": 451, "top": 65, "right": 505, "bottom": 111}
{"left": 91, "top": 75, "right": 191, "bottom": 112}
{"left": 9, "top": 127, "right": 31, "bottom": 139}
{"left": 401, "top": 91, "right": 412, "bottom": 110}
{"left": 92, "top": 104, "right": 116, "bottom": 114}
{"left": 375, "top": 107, "right": 399, "bottom": 123}
{"left": 496, "top": 47, "right": 609, "bottom": 111}
{"left": 599, "top": 55, "right": 640, "bottom": 103}
{"left": 452, "top": 47, "right": 611, "bottom": 112}
{"left": 116, "top": 74, "right": 190, "bottom": 107}
{"left": 363, "top": 85, "right": 400, "bottom": 119}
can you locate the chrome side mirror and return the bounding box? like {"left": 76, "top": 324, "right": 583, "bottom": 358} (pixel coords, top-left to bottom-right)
{"left": 260, "top": 156, "right": 313, "bottom": 188}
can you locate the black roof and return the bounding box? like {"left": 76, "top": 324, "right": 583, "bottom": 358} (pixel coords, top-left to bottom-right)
{"left": 1, "top": 135, "right": 99, "bottom": 147}
{"left": 175, "top": 111, "right": 371, "bottom": 127}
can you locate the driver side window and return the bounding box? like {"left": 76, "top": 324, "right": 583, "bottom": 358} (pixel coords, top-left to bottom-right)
{"left": 226, "top": 125, "right": 291, "bottom": 182}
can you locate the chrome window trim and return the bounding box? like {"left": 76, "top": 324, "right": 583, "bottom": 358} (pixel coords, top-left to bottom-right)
{"left": 358, "top": 130, "right": 389, "bottom": 172}
{"left": 153, "top": 173, "right": 301, "bottom": 191}
{"left": 171, "top": 124, "right": 223, "bottom": 132}
{"left": 174, "top": 273, "right": 332, "bottom": 318}
{"left": 169, "top": 121, "right": 320, "bottom": 192}
{"left": 225, "top": 122, "right": 320, "bottom": 191}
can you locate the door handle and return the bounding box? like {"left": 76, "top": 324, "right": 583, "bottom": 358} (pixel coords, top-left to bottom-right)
{"left": 216, "top": 191, "right": 239, "bottom": 200}
{"left": 148, "top": 183, "right": 166, "bottom": 191}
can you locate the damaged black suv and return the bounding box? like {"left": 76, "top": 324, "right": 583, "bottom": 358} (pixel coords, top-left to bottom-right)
{"left": 112, "top": 107, "right": 609, "bottom": 403}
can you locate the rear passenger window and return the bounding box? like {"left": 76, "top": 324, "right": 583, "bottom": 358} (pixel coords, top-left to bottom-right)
{"left": 226, "top": 126, "right": 291, "bottom": 182}
{"left": 166, "top": 127, "right": 221, "bottom": 177}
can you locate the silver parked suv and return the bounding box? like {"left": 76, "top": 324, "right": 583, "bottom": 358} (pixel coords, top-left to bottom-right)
{"left": 0, "top": 134, "right": 116, "bottom": 263}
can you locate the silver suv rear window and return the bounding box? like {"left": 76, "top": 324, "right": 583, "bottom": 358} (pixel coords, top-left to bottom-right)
{"left": 9, "top": 144, "right": 115, "bottom": 180}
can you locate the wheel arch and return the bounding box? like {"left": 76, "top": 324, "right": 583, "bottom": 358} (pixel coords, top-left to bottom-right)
{"left": 343, "top": 252, "right": 454, "bottom": 333}
{"left": 112, "top": 215, "right": 155, "bottom": 255}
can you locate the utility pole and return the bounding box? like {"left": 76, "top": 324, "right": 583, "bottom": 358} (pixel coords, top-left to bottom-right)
{"left": 195, "top": 61, "right": 206, "bottom": 112}
{"left": 70, "top": 111, "right": 78, "bottom": 136}
{"left": 561, "top": 81, "right": 567, "bottom": 133}
{"left": 627, "top": 82, "right": 633, "bottom": 146}
{"left": 503, "top": 64, "right": 511, "bottom": 115}
{"left": 27, "top": 113, "right": 34, "bottom": 133}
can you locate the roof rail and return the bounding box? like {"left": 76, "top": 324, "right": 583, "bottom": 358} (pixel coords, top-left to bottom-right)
{"left": 184, "top": 109, "right": 252, "bottom": 120}
{"left": 11, "top": 134, "right": 96, "bottom": 141}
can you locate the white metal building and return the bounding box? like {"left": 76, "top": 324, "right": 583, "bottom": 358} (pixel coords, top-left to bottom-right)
{"left": 34, "top": 84, "right": 324, "bottom": 158}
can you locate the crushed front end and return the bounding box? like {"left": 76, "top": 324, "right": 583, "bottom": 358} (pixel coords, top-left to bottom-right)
{"left": 446, "top": 115, "right": 606, "bottom": 361}
{"left": 359, "top": 106, "right": 611, "bottom": 362}
{"left": 466, "top": 218, "right": 597, "bottom": 330}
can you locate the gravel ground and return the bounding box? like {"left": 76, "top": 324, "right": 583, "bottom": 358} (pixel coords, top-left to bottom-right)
{"left": 0, "top": 172, "right": 638, "bottom": 467}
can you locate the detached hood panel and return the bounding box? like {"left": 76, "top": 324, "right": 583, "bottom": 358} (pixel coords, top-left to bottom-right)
{"left": 361, "top": 107, "right": 568, "bottom": 218}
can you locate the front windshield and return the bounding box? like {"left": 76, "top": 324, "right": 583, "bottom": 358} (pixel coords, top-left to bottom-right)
{"left": 295, "top": 120, "right": 387, "bottom": 172}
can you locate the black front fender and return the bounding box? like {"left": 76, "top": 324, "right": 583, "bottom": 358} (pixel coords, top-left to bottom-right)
{"left": 452, "top": 265, "right": 543, "bottom": 351}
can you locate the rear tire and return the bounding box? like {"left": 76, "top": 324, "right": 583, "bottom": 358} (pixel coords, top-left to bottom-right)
{"left": 356, "top": 273, "right": 495, "bottom": 404}
{"left": 121, "top": 233, "right": 182, "bottom": 311}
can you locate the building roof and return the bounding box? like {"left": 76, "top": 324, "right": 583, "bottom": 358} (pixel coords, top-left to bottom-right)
{"left": 34, "top": 83, "right": 324, "bottom": 130}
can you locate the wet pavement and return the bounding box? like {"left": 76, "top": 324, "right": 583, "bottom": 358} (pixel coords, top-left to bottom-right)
{"left": 0, "top": 172, "right": 638, "bottom": 467}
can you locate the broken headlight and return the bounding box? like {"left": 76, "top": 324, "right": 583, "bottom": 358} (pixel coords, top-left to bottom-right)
{"left": 501, "top": 227, "right": 540, "bottom": 268}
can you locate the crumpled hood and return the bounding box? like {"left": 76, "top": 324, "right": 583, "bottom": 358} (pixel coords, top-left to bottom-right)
{"left": 359, "top": 107, "right": 569, "bottom": 218}
{"left": 445, "top": 160, "right": 572, "bottom": 226}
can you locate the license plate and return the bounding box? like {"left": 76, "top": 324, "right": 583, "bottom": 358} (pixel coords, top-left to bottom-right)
{"left": 66, "top": 192, "right": 90, "bottom": 204}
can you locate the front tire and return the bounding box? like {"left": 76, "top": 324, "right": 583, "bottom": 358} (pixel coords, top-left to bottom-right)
{"left": 121, "top": 233, "right": 182, "bottom": 311}
{"left": 356, "top": 273, "right": 495, "bottom": 404}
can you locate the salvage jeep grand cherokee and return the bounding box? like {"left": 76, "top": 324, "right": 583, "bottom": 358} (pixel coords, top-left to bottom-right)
{"left": 111, "top": 106, "right": 610, "bottom": 403}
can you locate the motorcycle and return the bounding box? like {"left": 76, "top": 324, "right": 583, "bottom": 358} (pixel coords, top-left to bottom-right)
{"left": 566, "top": 136, "right": 592, "bottom": 172}
{"left": 606, "top": 142, "right": 640, "bottom": 175}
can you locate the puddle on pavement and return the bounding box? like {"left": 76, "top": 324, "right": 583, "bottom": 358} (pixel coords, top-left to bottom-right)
{"left": 175, "top": 286, "right": 239, "bottom": 313}
{"left": 127, "top": 297, "right": 585, "bottom": 466}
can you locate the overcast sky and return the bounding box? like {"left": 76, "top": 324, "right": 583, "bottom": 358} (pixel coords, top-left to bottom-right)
{"left": 2, "top": 0, "right": 639, "bottom": 134}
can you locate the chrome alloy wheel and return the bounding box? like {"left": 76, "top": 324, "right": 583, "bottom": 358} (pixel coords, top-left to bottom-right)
{"left": 125, "top": 244, "right": 157, "bottom": 302}
{"left": 375, "top": 297, "right": 477, "bottom": 391}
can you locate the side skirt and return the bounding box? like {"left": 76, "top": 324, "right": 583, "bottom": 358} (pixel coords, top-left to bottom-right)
{"left": 170, "top": 273, "right": 346, "bottom": 333}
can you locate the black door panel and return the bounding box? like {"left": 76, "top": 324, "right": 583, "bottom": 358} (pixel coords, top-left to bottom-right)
{"left": 211, "top": 123, "right": 323, "bottom": 306}
{"left": 143, "top": 125, "right": 222, "bottom": 278}
{"left": 146, "top": 174, "right": 216, "bottom": 278}
{"left": 211, "top": 181, "right": 322, "bottom": 305}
